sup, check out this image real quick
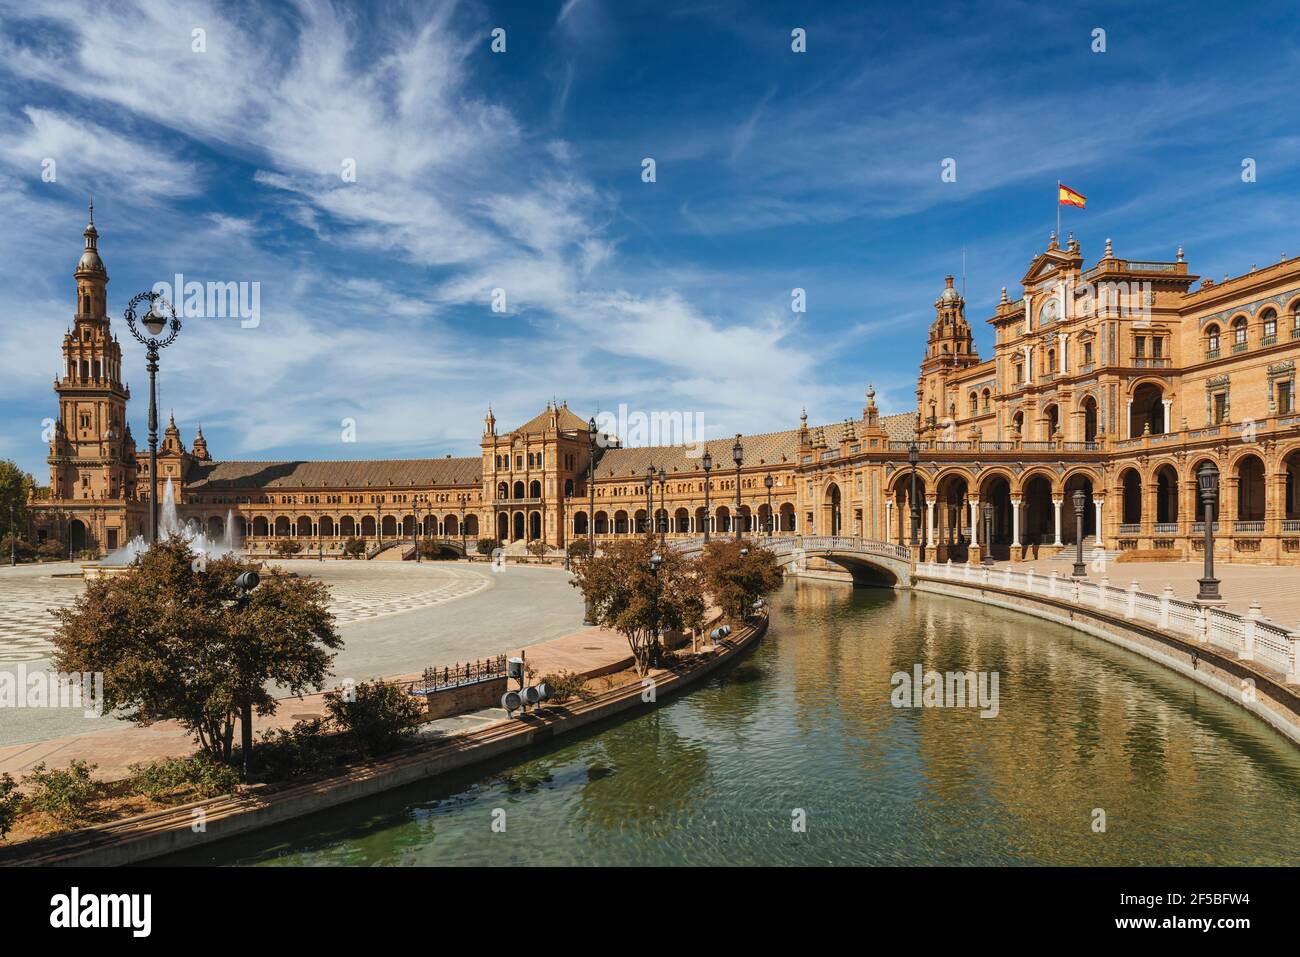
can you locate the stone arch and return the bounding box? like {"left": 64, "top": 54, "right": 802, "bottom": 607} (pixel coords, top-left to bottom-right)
{"left": 319, "top": 515, "right": 336, "bottom": 536}
{"left": 1155, "top": 463, "right": 1179, "bottom": 524}
{"left": 339, "top": 516, "right": 356, "bottom": 537}
{"left": 824, "top": 482, "right": 843, "bottom": 536}
{"left": 497, "top": 512, "right": 509, "bottom": 540}
{"left": 529, "top": 510, "right": 542, "bottom": 540}
{"left": 1119, "top": 467, "right": 1143, "bottom": 525}
{"left": 1235, "top": 452, "right": 1266, "bottom": 522}
{"left": 512, "top": 480, "right": 525, "bottom": 499}
{"left": 1129, "top": 380, "right": 1166, "bottom": 435}
{"left": 207, "top": 515, "right": 224, "bottom": 539}
{"left": 1189, "top": 457, "right": 1220, "bottom": 522}
{"left": 613, "top": 509, "right": 629, "bottom": 534}
{"left": 464, "top": 515, "right": 479, "bottom": 536}
{"left": 594, "top": 510, "right": 609, "bottom": 535}
{"left": 674, "top": 507, "right": 690, "bottom": 533}
{"left": 275, "top": 516, "right": 292, "bottom": 536}
{"left": 573, "top": 510, "right": 589, "bottom": 535}
{"left": 360, "top": 515, "right": 376, "bottom": 536}
{"left": 529, "top": 479, "right": 542, "bottom": 498}
{"left": 381, "top": 515, "right": 397, "bottom": 537}
{"left": 253, "top": 516, "right": 270, "bottom": 537}
{"left": 512, "top": 511, "right": 525, "bottom": 540}
{"left": 779, "top": 502, "right": 796, "bottom": 532}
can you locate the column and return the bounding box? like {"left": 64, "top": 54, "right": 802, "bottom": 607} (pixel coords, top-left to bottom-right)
{"left": 1094, "top": 498, "right": 1105, "bottom": 551}
{"left": 926, "top": 497, "right": 935, "bottom": 545}
{"left": 1161, "top": 398, "right": 1172, "bottom": 433}
{"left": 1058, "top": 332, "right": 1066, "bottom": 374}
{"left": 885, "top": 501, "right": 892, "bottom": 543}
{"left": 1052, "top": 498, "right": 1063, "bottom": 546}
{"left": 1124, "top": 400, "right": 1132, "bottom": 438}
{"left": 969, "top": 497, "right": 979, "bottom": 545}
{"left": 1011, "top": 497, "right": 1022, "bottom": 548}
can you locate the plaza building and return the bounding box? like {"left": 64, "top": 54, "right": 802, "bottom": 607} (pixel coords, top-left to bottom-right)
{"left": 29, "top": 212, "right": 1300, "bottom": 564}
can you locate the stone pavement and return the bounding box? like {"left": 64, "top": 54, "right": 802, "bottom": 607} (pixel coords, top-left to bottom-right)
{"left": 0, "top": 617, "right": 637, "bottom": 782}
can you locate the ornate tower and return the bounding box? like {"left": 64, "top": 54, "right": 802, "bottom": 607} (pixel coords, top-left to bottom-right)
{"left": 49, "top": 202, "right": 136, "bottom": 504}
{"left": 916, "top": 275, "right": 979, "bottom": 431}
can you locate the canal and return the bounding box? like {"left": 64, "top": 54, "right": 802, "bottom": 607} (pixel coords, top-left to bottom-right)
{"left": 171, "top": 580, "right": 1300, "bottom": 866}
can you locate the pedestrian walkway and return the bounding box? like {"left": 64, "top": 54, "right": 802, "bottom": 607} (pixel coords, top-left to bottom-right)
{"left": 0, "top": 619, "right": 637, "bottom": 782}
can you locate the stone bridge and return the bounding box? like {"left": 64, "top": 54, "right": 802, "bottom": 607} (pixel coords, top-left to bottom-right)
{"left": 671, "top": 535, "right": 913, "bottom": 587}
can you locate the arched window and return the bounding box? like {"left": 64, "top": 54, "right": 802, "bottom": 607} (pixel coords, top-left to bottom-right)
{"left": 981, "top": 388, "right": 991, "bottom": 411}
{"left": 969, "top": 391, "right": 978, "bottom": 415}
{"left": 1205, "top": 324, "right": 1220, "bottom": 355}
{"left": 1261, "top": 308, "right": 1278, "bottom": 344}
{"left": 1232, "top": 316, "right": 1248, "bottom": 348}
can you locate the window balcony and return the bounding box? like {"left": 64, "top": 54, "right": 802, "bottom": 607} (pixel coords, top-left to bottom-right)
{"left": 1205, "top": 348, "right": 1220, "bottom": 359}
{"left": 1262, "top": 334, "right": 1277, "bottom": 347}
{"left": 1232, "top": 341, "right": 1248, "bottom": 354}
{"left": 1153, "top": 523, "right": 1178, "bottom": 534}
{"left": 1234, "top": 520, "right": 1265, "bottom": 533}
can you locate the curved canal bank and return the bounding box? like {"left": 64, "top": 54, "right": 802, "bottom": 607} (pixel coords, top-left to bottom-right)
{"left": 169, "top": 580, "right": 1300, "bottom": 866}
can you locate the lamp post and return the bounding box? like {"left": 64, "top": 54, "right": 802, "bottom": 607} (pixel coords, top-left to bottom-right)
{"left": 375, "top": 500, "right": 382, "bottom": 549}
{"left": 907, "top": 439, "right": 920, "bottom": 546}
{"left": 233, "top": 570, "right": 261, "bottom": 780}
{"left": 644, "top": 468, "right": 654, "bottom": 536}
{"left": 702, "top": 450, "right": 713, "bottom": 543}
{"left": 1072, "top": 489, "right": 1088, "bottom": 578}
{"left": 657, "top": 466, "right": 667, "bottom": 545}
{"left": 9, "top": 503, "right": 15, "bottom": 566}
{"left": 584, "top": 417, "right": 598, "bottom": 625}
{"left": 981, "top": 502, "right": 995, "bottom": 565}
{"left": 1197, "top": 462, "right": 1221, "bottom": 602}
{"left": 412, "top": 494, "right": 427, "bottom": 562}
{"left": 124, "top": 292, "right": 181, "bottom": 544}
{"left": 733, "top": 434, "right": 744, "bottom": 541}
{"left": 764, "top": 473, "right": 774, "bottom": 537}
{"left": 648, "top": 550, "right": 663, "bottom": 667}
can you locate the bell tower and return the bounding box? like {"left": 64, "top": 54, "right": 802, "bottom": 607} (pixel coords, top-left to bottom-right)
{"left": 49, "top": 202, "right": 136, "bottom": 503}
{"left": 916, "top": 275, "right": 979, "bottom": 431}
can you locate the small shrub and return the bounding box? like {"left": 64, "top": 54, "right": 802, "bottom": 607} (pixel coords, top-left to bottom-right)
{"left": 526, "top": 540, "right": 548, "bottom": 558}
{"left": 36, "top": 540, "right": 66, "bottom": 560}
{"left": 0, "top": 773, "right": 18, "bottom": 840}
{"left": 273, "top": 539, "right": 303, "bottom": 557}
{"left": 21, "top": 760, "right": 99, "bottom": 826}
{"left": 538, "top": 670, "right": 591, "bottom": 704}
{"left": 325, "top": 679, "right": 425, "bottom": 758}
{"left": 566, "top": 539, "right": 592, "bottom": 560}
{"left": 476, "top": 537, "right": 500, "bottom": 556}
{"left": 127, "top": 754, "right": 240, "bottom": 802}
{"left": 342, "top": 536, "right": 366, "bottom": 559}
{"left": 255, "top": 719, "right": 336, "bottom": 781}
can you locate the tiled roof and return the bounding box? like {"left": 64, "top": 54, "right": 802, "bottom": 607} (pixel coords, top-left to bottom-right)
{"left": 511, "top": 404, "right": 590, "bottom": 435}
{"left": 594, "top": 412, "right": 917, "bottom": 478}
{"left": 185, "top": 457, "right": 482, "bottom": 490}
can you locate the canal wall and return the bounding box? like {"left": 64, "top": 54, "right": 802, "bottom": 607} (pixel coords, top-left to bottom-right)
{"left": 0, "top": 615, "right": 768, "bottom": 867}
{"left": 913, "top": 572, "right": 1300, "bottom": 746}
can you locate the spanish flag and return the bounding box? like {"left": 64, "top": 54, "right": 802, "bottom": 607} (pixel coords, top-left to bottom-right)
{"left": 1058, "top": 183, "right": 1086, "bottom": 208}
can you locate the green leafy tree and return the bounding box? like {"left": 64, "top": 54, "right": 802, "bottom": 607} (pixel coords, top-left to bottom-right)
{"left": 342, "top": 536, "right": 366, "bottom": 559}
{"left": 566, "top": 538, "right": 592, "bottom": 560}
{"left": 324, "top": 679, "right": 424, "bottom": 758}
{"left": 570, "top": 535, "right": 705, "bottom": 675}
{"left": 50, "top": 538, "right": 342, "bottom": 764}
{"left": 698, "top": 540, "right": 783, "bottom": 620}
{"left": 273, "top": 538, "right": 303, "bottom": 557}
{"left": 0, "top": 773, "right": 18, "bottom": 840}
{"left": 20, "top": 760, "right": 99, "bottom": 826}
{"left": 0, "top": 460, "right": 35, "bottom": 546}
{"left": 476, "top": 537, "right": 500, "bottom": 556}
{"left": 526, "top": 540, "right": 548, "bottom": 558}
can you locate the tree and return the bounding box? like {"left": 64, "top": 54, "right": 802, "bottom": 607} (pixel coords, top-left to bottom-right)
{"left": 342, "top": 536, "right": 366, "bottom": 559}
{"left": 566, "top": 538, "right": 592, "bottom": 560}
{"left": 570, "top": 535, "right": 705, "bottom": 675}
{"left": 476, "top": 537, "right": 500, "bottom": 556}
{"left": 0, "top": 460, "right": 35, "bottom": 545}
{"left": 273, "top": 538, "right": 303, "bottom": 557}
{"left": 324, "top": 679, "right": 424, "bottom": 758}
{"left": 50, "top": 538, "right": 342, "bottom": 764}
{"left": 526, "top": 540, "right": 548, "bottom": 558}
{"left": 698, "top": 540, "right": 783, "bottom": 621}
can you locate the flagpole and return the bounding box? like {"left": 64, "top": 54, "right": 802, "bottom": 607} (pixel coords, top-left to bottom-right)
{"left": 1056, "top": 180, "right": 1061, "bottom": 243}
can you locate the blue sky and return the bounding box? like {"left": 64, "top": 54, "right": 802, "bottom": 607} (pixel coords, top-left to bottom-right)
{"left": 2, "top": 0, "right": 1299, "bottom": 479}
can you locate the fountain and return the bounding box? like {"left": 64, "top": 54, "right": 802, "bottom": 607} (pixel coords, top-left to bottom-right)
{"left": 83, "top": 478, "right": 243, "bottom": 579}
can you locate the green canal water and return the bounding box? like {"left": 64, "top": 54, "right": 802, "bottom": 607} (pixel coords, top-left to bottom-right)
{"left": 173, "top": 581, "right": 1300, "bottom": 866}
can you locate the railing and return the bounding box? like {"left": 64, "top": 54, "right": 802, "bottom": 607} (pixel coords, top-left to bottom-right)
{"left": 980, "top": 441, "right": 1017, "bottom": 450}
{"left": 1118, "top": 523, "right": 1141, "bottom": 535}
{"left": 1235, "top": 520, "right": 1265, "bottom": 533}
{"left": 1021, "top": 441, "right": 1055, "bottom": 450}
{"left": 1153, "top": 523, "right": 1178, "bottom": 534}
{"left": 1284, "top": 520, "right": 1300, "bottom": 532}
{"left": 1191, "top": 522, "right": 1220, "bottom": 533}
{"left": 1064, "top": 441, "right": 1101, "bottom": 451}
{"left": 915, "top": 562, "right": 1300, "bottom": 680}
{"left": 754, "top": 535, "right": 911, "bottom": 562}
{"left": 402, "top": 655, "right": 507, "bottom": 696}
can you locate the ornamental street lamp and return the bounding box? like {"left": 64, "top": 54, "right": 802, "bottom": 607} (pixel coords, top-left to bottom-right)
{"left": 1197, "top": 461, "right": 1221, "bottom": 602}
{"left": 412, "top": 494, "right": 427, "bottom": 562}
{"left": 907, "top": 439, "right": 920, "bottom": 546}
{"left": 764, "top": 473, "right": 774, "bottom": 536}
{"left": 733, "top": 434, "right": 744, "bottom": 541}
{"left": 9, "top": 503, "right": 16, "bottom": 566}
{"left": 702, "top": 450, "right": 713, "bottom": 543}
{"left": 648, "top": 551, "right": 663, "bottom": 667}
{"left": 657, "top": 465, "right": 667, "bottom": 545}
{"left": 644, "top": 467, "right": 654, "bottom": 536}
{"left": 583, "top": 417, "right": 598, "bottom": 625}
{"left": 981, "top": 502, "right": 995, "bottom": 565}
{"left": 233, "top": 569, "right": 261, "bottom": 780}
{"left": 124, "top": 292, "right": 181, "bottom": 544}
{"left": 1072, "top": 488, "right": 1088, "bottom": 578}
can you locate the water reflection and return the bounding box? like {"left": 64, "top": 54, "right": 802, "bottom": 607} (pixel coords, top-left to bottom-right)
{"left": 168, "top": 579, "right": 1300, "bottom": 866}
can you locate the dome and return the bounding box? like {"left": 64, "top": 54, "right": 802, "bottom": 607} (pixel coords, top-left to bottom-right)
{"left": 937, "top": 275, "right": 961, "bottom": 304}
{"left": 77, "top": 248, "right": 105, "bottom": 274}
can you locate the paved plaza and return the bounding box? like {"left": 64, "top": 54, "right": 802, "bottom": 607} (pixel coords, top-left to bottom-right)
{"left": 0, "top": 559, "right": 585, "bottom": 753}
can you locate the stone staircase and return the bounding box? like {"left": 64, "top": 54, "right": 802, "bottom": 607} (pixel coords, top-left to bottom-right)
{"left": 1047, "top": 536, "right": 1122, "bottom": 564}
{"left": 371, "top": 542, "right": 414, "bottom": 561}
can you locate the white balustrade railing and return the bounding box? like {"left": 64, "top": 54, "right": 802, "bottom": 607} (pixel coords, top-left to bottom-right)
{"left": 916, "top": 560, "right": 1300, "bottom": 683}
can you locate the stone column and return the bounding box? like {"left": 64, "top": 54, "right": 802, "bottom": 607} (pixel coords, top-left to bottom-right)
{"left": 1094, "top": 498, "right": 1105, "bottom": 551}
{"left": 969, "top": 497, "right": 979, "bottom": 545}
{"left": 1052, "top": 497, "right": 1063, "bottom": 546}
{"left": 885, "top": 501, "right": 892, "bottom": 543}
{"left": 1162, "top": 398, "right": 1172, "bottom": 434}
{"left": 926, "top": 497, "right": 935, "bottom": 545}
{"left": 1124, "top": 399, "right": 1133, "bottom": 438}
{"left": 1010, "top": 497, "right": 1022, "bottom": 549}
